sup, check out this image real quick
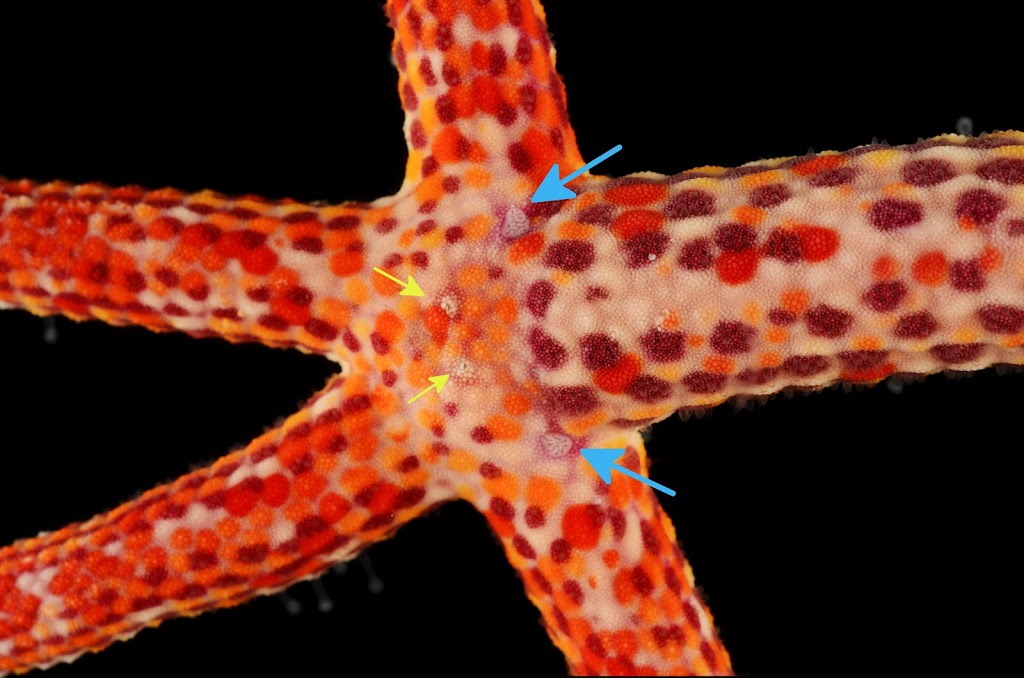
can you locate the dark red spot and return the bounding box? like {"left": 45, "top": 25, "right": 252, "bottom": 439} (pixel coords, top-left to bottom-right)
{"left": 580, "top": 333, "right": 622, "bottom": 370}
{"left": 677, "top": 237, "right": 714, "bottom": 270}
{"left": 894, "top": 311, "right": 938, "bottom": 339}
{"left": 863, "top": 280, "right": 907, "bottom": 312}
{"left": 626, "top": 374, "right": 672, "bottom": 403}
{"left": 468, "top": 428, "right": 493, "bottom": 444}
{"left": 950, "top": 258, "right": 985, "bottom": 292}
{"left": 479, "top": 462, "right": 501, "bottom": 478}
{"left": 525, "top": 506, "right": 545, "bottom": 529}
{"left": 978, "top": 304, "right": 1024, "bottom": 333}
{"left": 550, "top": 538, "right": 571, "bottom": 563}
{"left": 804, "top": 304, "right": 853, "bottom": 338}
{"left": 809, "top": 166, "right": 857, "bottom": 187}
{"left": 838, "top": 350, "right": 888, "bottom": 370}
{"left": 381, "top": 370, "right": 397, "bottom": 387}
{"left": 563, "top": 580, "right": 583, "bottom": 605}
{"left": 547, "top": 385, "right": 599, "bottom": 416}
{"left": 577, "top": 203, "right": 614, "bottom": 225}
{"left": 666, "top": 189, "right": 715, "bottom": 219}
{"left": 544, "top": 240, "right": 595, "bottom": 272}
{"left": 528, "top": 327, "right": 568, "bottom": 369}
{"left": 512, "top": 535, "right": 536, "bottom": 559}
{"left": 902, "top": 158, "right": 956, "bottom": 186}
{"left": 296, "top": 516, "right": 330, "bottom": 540}
{"left": 682, "top": 371, "right": 726, "bottom": 394}
{"left": 490, "top": 497, "right": 515, "bottom": 521}
{"left": 768, "top": 308, "right": 797, "bottom": 325}
{"left": 736, "top": 366, "right": 779, "bottom": 386}
{"left": 749, "top": 183, "right": 791, "bottom": 207}
{"left": 783, "top": 355, "right": 830, "bottom": 377}
{"left": 631, "top": 566, "right": 654, "bottom": 596}
{"left": 190, "top": 551, "right": 218, "bottom": 571}
{"left": 714, "top": 223, "right": 756, "bottom": 251}
{"left": 370, "top": 332, "right": 390, "bottom": 355}
{"left": 955, "top": 189, "right": 1006, "bottom": 226}
{"left": 623, "top": 231, "right": 670, "bottom": 268}
{"left": 931, "top": 343, "right": 983, "bottom": 364}
{"left": 508, "top": 142, "right": 531, "bottom": 173}
{"left": 710, "top": 320, "right": 756, "bottom": 354}
{"left": 868, "top": 198, "right": 923, "bottom": 230}
{"left": 304, "top": 318, "right": 338, "bottom": 341}
{"left": 444, "top": 226, "right": 464, "bottom": 243}
{"left": 639, "top": 328, "right": 685, "bottom": 363}
{"left": 525, "top": 280, "right": 556, "bottom": 318}
{"left": 293, "top": 236, "right": 323, "bottom": 253}
{"left": 977, "top": 158, "right": 1024, "bottom": 184}
{"left": 763, "top": 229, "right": 802, "bottom": 263}
{"left": 411, "top": 251, "right": 429, "bottom": 268}
{"left": 585, "top": 286, "right": 609, "bottom": 301}
{"left": 286, "top": 286, "right": 312, "bottom": 306}
{"left": 1008, "top": 220, "right": 1024, "bottom": 237}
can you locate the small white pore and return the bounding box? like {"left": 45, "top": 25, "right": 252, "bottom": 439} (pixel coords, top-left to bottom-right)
{"left": 439, "top": 293, "right": 459, "bottom": 318}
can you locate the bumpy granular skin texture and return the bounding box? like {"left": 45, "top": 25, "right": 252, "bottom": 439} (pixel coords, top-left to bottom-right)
{"left": 2, "top": 0, "right": 1024, "bottom": 675}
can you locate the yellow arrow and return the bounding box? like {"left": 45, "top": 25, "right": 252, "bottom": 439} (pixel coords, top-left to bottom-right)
{"left": 407, "top": 374, "right": 450, "bottom": 404}
{"left": 372, "top": 267, "right": 424, "bottom": 297}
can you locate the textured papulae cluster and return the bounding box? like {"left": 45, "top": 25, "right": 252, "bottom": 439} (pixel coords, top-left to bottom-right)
{"left": 2, "top": 0, "right": 1024, "bottom": 675}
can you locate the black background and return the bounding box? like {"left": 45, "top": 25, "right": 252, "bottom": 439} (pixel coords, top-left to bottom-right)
{"left": 0, "top": 3, "right": 1019, "bottom": 675}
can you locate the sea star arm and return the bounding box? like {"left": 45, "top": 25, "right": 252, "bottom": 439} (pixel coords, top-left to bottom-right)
{"left": 0, "top": 177, "right": 392, "bottom": 357}
{"left": 473, "top": 429, "right": 731, "bottom": 675}
{"left": 0, "top": 370, "right": 452, "bottom": 674}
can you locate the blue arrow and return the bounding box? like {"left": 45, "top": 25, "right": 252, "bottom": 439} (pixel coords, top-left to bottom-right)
{"left": 530, "top": 144, "right": 623, "bottom": 203}
{"left": 580, "top": 447, "right": 676, "bottom": 496}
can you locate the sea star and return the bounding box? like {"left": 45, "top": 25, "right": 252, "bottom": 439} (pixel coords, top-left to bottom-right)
{"left": 0, "top": 2, "right": 1019, "bottom": 675}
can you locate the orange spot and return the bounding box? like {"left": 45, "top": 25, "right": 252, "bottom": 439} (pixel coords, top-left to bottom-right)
{"left": 613, "top": 568, "right": 636, "bottom": 605}
{"left": 423, "top": 305, "right": 449, "bottom": 344}
{"left": 780, "top": 288, "right": 809, "bottom": 315}
{"left": 602, "top": 550, "right": 620, "bottom": 569}
{"left": 765, "top": 327, "right": 787, "bottom": 343}
{"left": 330, "top": 251, "right": 364, "bottom": 278}
{"left": 562, "top": 504, "right": 604, "bottom": 550}
{"left": 295, "top": 473, "right": 327, "bottom": 500}
{"left": 458, "top": 264, "right": 488, "bottom": 289}
{"left": 509, "top": 232, "right": 545, "bottom": 264}
{"left": 521, "top": 126, "right": 560, "bottom": 185}
{"left": 794, "top": 225, "right": 839, "bottom": 262}
{"left": 604, "top": 181, "right": 668, "bottom": 207}
{"left": 494, "top": 296, "right": 517, "bottom": 324}
{"left": 686, "top": 334, "right": 705, "bottom": 349}
{"left": 791, "top": 154, "right": 845, "bottom": 176}
{"left": 841, "top": 362, "right": 896, "bottom": 382}
{"left": 732, "top": 205, "right": 765, "bottom": 226}
{"left": 503, "top": 392, "right": 531, "bottom": 416}
{"left": 468, "top": 0, "right": 501, "bottom": 30}
{"left": 871, "top": 255, "right": 900, "bottom": 280}
{"left": 980, "top": 245, "right": 1003, "bottom": 272}
{"left": 449, "top": 83, "right": 475, "bottom": 119}
{"left": 431, "top": 126, "right": 466, "bottom": 164}
{"left": 374, "top": 310, "right": 405, "bottom": 343}
{"left": 912, "top": 251, "right": 947, "bottom": 286}
{"left": 703, "top": 356, "right": 734, "bottom": 374}
{"left": 594, "top": 354, "right": 642, "bottom": 394}
{"left": 853, "top": 336, "right": 882, "bottom": 350}
{"left": 610, "top": 210, "right": 664, "bottom": 239}
{"left": 760, "top": 352, "right": 782, "bottom": 368}
{"left": 485, "top": 415, "right": 522, "bottom": 441}
{"left": 612, "top": 630, "right": 638, "bottom": 659}
{"left": 525, "top": 477, "right": 561, "bottom": 511}
{"left": 715, "top": 250, "right": 759, "bottom": 285}
{"left": 471, "top": 76, "right": 500, "bottom": 116}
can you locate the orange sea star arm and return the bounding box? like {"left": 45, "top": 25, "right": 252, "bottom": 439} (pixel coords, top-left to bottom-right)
{"left": 0, "top": 371, "right": 452, "bottom": 674}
